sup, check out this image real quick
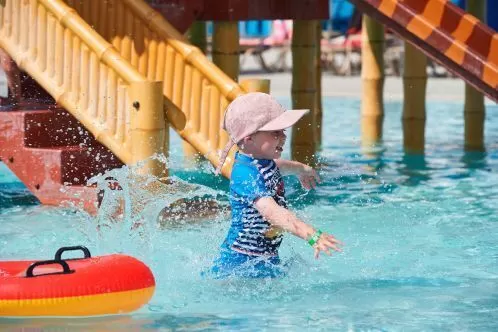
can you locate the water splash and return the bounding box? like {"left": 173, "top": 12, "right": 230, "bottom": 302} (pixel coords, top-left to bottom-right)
{"left": 85, "top": 154, "right": 229, "bottom": 255}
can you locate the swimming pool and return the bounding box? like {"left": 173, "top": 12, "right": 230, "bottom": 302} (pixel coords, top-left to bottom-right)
{"left": 1, "top": 98, "right": 497, "bottom": 330}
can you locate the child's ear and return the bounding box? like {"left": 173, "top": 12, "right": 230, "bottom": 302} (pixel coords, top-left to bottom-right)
{"left": 242, "top": 136, "right": 252, "bottom": 145}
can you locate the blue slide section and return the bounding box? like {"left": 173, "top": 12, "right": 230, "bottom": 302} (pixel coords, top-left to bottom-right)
{"left": 489, "top": 1, "right": 498, "bottom": 31}
{"left": 207, "top": 21, "right": 272, "bottom": 38}
{"left": 329, "top": 0, "right": 356, "bottom": 34}
{"left": 239, "top": 21, "right": 272, "bottom": 38}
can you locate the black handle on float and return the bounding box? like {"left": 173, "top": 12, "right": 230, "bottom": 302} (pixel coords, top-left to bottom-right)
{"left": 54, "top": 246, "right": 91, "bottom": 261}
{"left": 26, "top": 259, "right": 73, "bottom": 278}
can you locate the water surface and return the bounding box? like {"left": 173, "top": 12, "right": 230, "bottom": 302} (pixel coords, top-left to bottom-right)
{"left": 1, "top": 98, "right": 497, "bottom": 331}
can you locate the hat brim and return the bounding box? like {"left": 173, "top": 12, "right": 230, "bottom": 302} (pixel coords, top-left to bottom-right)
{"left": 258, "top": 109, "right": 309, "bottom": 131}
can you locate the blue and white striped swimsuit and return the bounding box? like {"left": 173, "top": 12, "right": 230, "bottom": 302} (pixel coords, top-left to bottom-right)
{"left": 211, "top": 153, "right": 286, "bottom": 278}
{"left": 223, "top": 152, "right": 286, "bottom": 257}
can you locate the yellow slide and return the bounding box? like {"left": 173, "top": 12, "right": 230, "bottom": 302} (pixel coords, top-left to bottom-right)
{"left": 0, "top": 0, "right": 244, "bottom": 177}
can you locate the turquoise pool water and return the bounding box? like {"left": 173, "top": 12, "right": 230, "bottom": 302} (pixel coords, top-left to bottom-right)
{"left": 1, "top": 98, "right": 497, "bottom": 331}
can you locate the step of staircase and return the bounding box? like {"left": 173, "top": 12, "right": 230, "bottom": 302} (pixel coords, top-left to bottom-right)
{"left": 0, "top": 108, "right": 124, "bottom": 213}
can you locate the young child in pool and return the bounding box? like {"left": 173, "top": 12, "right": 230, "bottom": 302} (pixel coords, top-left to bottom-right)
{"left": 211, "top": 92, "right": 342, "bottom": 278}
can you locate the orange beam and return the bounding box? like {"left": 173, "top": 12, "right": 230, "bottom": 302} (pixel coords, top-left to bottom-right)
{"left": 349, "top": 0, "right": 498, "bottom": 102}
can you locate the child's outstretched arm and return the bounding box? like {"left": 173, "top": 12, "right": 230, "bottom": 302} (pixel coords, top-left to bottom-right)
{"left": 275, "top": 159, "right": 321, "bottom": 190}
{"left": 255, "top": 197, "right": 342, "bottom": 258}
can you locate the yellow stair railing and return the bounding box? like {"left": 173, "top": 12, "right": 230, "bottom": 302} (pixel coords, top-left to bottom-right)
{"left": 65, "top": 0, "right": 246, "bottom": 177}
{"left": 0, "top": 0, "right": 166, "bottom": 175}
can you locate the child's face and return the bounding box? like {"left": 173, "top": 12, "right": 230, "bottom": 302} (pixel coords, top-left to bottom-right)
{"left": 242, "top": 130, "right": 287, "bottom": 159}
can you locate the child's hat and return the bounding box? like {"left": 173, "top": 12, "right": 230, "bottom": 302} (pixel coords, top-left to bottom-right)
{"left": 215, "top": 92, "right": 309, "bottom": 174}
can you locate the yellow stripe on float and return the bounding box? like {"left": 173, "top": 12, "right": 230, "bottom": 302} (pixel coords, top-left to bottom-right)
{"left": 0, "top": 286, "right": 155, "bottom": 316}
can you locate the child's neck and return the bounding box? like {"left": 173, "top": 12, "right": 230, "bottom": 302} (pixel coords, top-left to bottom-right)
{"left": 238, "top": 150, "right": 255, "bottom": 159}
{"left": 238, "top": 150, "right": 271, "bottom": 161}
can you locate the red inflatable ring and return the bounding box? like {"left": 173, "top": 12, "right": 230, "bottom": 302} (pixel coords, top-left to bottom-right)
{"left": 0, "top": 246, "right": 155, "bottom": 316}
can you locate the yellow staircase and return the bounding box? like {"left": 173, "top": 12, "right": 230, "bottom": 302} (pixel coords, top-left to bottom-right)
{"left": 0, "top": 0, "right": 244, "bottom": 179}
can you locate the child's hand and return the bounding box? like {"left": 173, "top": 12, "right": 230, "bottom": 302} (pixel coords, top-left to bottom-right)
{"left": 313, "top": 232, "right": 342, "bottom": 259}
{"left": 298, "top": 164, "right": 321, "bottom": 190}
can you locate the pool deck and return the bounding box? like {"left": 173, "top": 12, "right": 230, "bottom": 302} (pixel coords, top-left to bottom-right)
{"left": 242, "top": 72, "right": 472, "bottom": 102}
{"left": 238, "top": 48, "right": 495, "bottom": 104}
{"left": 0, "top": 65, "right": 493, "bottom": 104}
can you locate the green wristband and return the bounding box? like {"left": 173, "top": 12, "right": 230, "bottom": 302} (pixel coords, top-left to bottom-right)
{"left": 308, "top": 229, "right": 323, "bottom": 246}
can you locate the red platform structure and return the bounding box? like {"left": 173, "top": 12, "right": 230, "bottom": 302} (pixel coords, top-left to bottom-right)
{"left": 147, "top": 0, "right": 329, "bottom": 33}
{"left": 0, "top": 107, "right": 123, "bottom": 213}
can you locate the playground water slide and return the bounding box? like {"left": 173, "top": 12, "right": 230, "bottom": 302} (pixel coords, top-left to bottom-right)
{"left": 349, "top": 0, "right": 497, "bottom": 103}
{"left": 0, "top": 0, "right": 244, "bottom": 184}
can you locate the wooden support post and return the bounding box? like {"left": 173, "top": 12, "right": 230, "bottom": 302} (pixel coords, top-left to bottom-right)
{"left": 315, "top": 20, "right": 323, "bottom": 148}
{"left": 188, "top": 21, "right": 207, "bottom": 54}
{"left": 361, "top": 15, "right": 384, "bottom": 149}
{"left": 240, "top": 79, "right": 270, "bottom": 93}
{"left": 129, "top": 81, "right": 167, "bottom": 177}
{"left": 291, "top": 20, "right": 318, "bottom": 164}
{"left": 402, "top": 42, "right": 427, "bottom": 154}
{"left": 184, "top": 21, "right": 208, "bottom": 158}
{"left": 212, "top": 21, "right": 240, "bottom": 82}
{"left": 464, "top": 0, "right": 486, "bottom": 151}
